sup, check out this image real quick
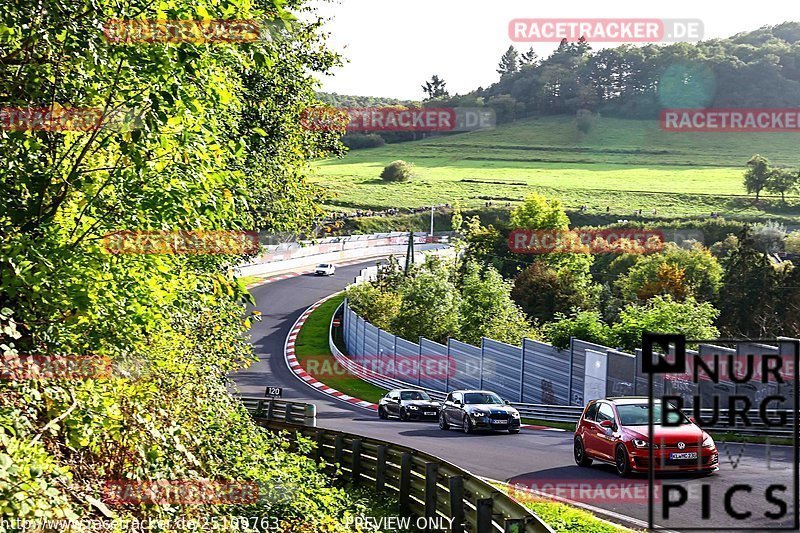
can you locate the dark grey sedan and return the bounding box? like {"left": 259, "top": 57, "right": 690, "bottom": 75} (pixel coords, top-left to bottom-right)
{"left": 439, "top": 390, "right": 521, "bottom": 434}
{"left": 378, "top": 389, "right": 440, "bottom": 421}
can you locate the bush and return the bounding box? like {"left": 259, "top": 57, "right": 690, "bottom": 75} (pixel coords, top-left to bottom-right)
{"left": 786, "top": 231, "right": 800, "bottom": 254}
{"left": 380, "top": 160, "right": 415, "bottom": 182}
{"left": 612, "top": 295, "right": 720, "bottom": 352}
{"left": 543, "top": 310, "right": 615, "bottom": 349}
{"left": 341, "top": 133, "right": 385, "bottom": 149}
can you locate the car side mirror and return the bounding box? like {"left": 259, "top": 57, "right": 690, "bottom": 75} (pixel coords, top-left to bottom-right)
{"left": 599, "top": 420, "right": 614, "bottom": 429}
{"left": 504, "top": 400, "right": 511, "bottom": 406}
{"left": 454, "top": 400, "right": 462, "bottom": 406}
{"left": 689, "top": 417, "right": 696, "bottom": 424}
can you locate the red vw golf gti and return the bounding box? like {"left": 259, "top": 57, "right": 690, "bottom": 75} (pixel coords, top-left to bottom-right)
{"left": 574, "top": 397, "right": 718, "bottom": 477}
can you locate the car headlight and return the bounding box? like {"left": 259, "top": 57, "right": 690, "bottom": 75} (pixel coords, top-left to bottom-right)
{"left": 632, "top": 439, "right": 649, "bottom": 448}
{"left": 472, "top": 410, "right": 487, "bottom": 417}
{"left": 702, "top": 433, "right": 715, "bottom": 448}
{"left": 408, "top": 405, "right": 419, "bottom": 410}
{"left": 511, "top": 411, "right": 520, "bottom": 418}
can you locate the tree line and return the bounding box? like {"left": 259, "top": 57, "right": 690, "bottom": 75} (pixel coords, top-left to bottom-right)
{"left": 425, "top": 22, "right": 800, "bottom": 123}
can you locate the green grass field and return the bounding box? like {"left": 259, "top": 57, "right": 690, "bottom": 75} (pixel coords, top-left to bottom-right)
{"left": 311, "top": 116, "right": 800, "bottom": 222}
{"left": 293, "top": 294, "right": 388, "bottom": 404}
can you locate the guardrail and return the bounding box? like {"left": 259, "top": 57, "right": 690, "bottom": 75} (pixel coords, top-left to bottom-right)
{"left": 252, "top": 417, "right": 554, "bottom": 533}
{"left": 239, "top": 397, "right": 317, "bottom": 427}
{"left": 330, "top": 304, "right": 795, "bottom": 438}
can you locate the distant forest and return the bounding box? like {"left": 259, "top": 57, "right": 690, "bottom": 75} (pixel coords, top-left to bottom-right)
{"left": 318, "top": 22, "right": 800, "bottom": 131}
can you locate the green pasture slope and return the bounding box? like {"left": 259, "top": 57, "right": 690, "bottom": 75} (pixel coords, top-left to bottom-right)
{"left": 311, "top": 116, "right": 800, "bottom": 222}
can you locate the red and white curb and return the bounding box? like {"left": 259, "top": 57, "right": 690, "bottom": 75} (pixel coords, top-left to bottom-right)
{"left": 284, "top": 294, "right": 379, "bottom": 411}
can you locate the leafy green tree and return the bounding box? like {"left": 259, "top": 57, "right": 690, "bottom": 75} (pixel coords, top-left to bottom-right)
{"left": 497, "top": 46, "right": 520, "bottom": 77}
{"left": 744, "top": 154, "right": 772, "bottom": 200}
{"left": 717, "top": 227, "right": 783, "bottom": 337}
{"left": 520, "top": 47, "right": 540, "bottom": 66}
{"left": 615, "top": 245, "right": 723, "bottom": 304}
{"left": 509, "top": 193, "right": 570, "bottom": 230}
{"left": 458, "top": 261, "right": 537, "bottom": 345}
{"left": 612, "top": 296, "right": 720, "bottom": 352}
{"left": 766, "top": 168, "right": 799, "bottom": 202}
{"left": 709, "top": 234, "right": 740, "bottom": 259}
{"left": 421, "top": 75, "right": 449, "bottom": 100}
{"left": 391, "top": 262, "right": 461, "bottom": 344}
{"left": 462, "top": 215, "right": 504, "bottom": 272}
{"left": 511, "top": 260, "right": 597, "bottom": 322}
{"left": 0, "top": 0, "right": 372, "bottom": 526}
{"left": 344, "top": 282, "right": 402, "bottom": 331}
{"left": 543, "top": 310, "right": 616, "bottom": 349}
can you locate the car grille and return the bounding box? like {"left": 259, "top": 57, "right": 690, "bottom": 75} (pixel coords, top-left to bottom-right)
{"left": 633, "top": 455, "right": 714, "bottom": 467}
{"left": 489, "top": 413, "right": 509, "bottom": 421}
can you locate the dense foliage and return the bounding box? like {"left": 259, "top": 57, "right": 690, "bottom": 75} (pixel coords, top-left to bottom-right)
{"left": 345, "top": 256, "right": 536, "bottom": 346}
{"left": 0, "top": 0, "right": 382, "bottom": 529}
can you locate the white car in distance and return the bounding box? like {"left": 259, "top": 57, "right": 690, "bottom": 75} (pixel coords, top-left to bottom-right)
{"left": 314, "top": 263, "right": 336, "bottom": 276}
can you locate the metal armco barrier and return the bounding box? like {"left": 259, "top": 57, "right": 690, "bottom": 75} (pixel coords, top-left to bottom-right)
{"left": 240, "top": 397, "right": 317, "bottom": 427}
{"left": 251, "top": 418, "right": 554, "bottom": 533}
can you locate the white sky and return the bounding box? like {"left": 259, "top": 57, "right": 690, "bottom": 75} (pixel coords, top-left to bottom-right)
{"left": 308, "top": 0, "right": 798, "bottom": 100}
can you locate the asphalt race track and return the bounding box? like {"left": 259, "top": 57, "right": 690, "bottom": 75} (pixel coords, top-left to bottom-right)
{"left": 231, "top": 258, "right": 798, "bottom": 532}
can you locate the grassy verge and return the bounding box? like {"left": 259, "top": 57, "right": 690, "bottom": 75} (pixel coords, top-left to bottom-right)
{"left": 238, "top": 275, "right": 263, "bottom": 287}
{"left": 522, "top": 418, "right": 575, "bottom": 432}
{"left": 293, "top": 294, "right": 388, "bottom": 404}
{"left": 491, "top": 481, "right": 638, "bottom": 533}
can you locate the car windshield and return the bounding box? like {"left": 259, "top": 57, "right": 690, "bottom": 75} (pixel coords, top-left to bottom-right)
{"left": 317, "top": 264, "right": 329, "bottom": 268}
{"left": 400, "top": 391, "right": 430, "bottom": 401}
{"left": 616, "top": 403, "right": 691, "bottom": 426}
{"left": 464, "top": 392, "right": 503, "bottom": 405}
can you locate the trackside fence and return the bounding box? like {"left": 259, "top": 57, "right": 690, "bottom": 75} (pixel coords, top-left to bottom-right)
{"left": 239, "top": 397, "right": 317, "bottom": 426}
{"left": 248, "top": 415, "right": 554, "bottom": 533}
{"left": 336, "top": 295, "right": 799, "bottom": 437}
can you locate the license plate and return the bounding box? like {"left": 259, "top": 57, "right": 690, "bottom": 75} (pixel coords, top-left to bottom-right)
{"left": 492, "top": 420, "right": 508, "bottom": 425}
{"left": 670, "top": 452, "right": 698, "bottom": 460}
{"left": 424, "top": 411, "right": 436, "bottom": 416}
